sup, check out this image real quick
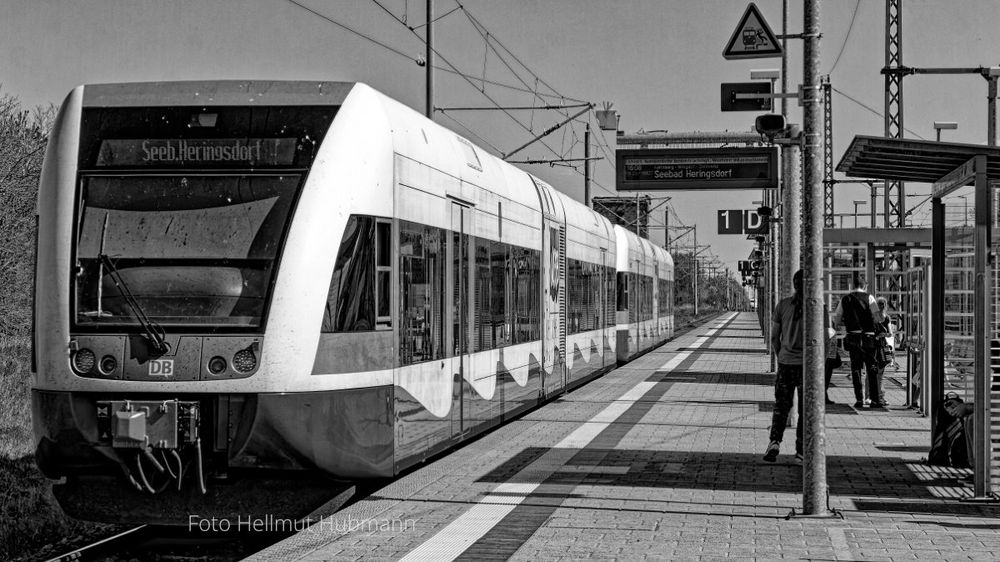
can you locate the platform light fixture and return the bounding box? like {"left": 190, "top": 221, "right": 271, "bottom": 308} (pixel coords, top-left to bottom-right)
{"left": 933, "top": 121, "right": 958, "bottom": 142}
{"left": 750, "top": 69, "right": 780, "bottom": 81}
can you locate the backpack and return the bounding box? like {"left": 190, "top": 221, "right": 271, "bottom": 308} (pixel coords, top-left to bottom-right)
{"left": 840, "top": 292, "right": 876, "bottom": 333}
{"left": 928, "top": 393, "right": 972, "bottom": 468}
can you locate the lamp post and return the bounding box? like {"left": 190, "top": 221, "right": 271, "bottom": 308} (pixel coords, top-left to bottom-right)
{"left": 852, "top": 200, "right": 867, "bottom": 228}
{"left": 933, "top": 121, "right": 958, "bottom": 142}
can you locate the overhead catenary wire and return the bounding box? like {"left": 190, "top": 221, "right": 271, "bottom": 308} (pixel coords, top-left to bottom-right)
{"left": 431, "top": 0, "right": 617, "bottom": 169}
{"left": 438, "top": 111, "right": 505, "bottom": 154}
{"left": 367, "top": 0, "right": 570, "bottom": 163}
{"left": 367, "top": 0, "right": 621, "bottom": 199}
{"left": 283, "top": 0, "right": 585, "bottom": 103}
{"left": 831, "top": 86, "right": 927, "bottom": 140}
{"left": 827, "top": 0, "right": 861, "bottom": 75}
{"left": 458, "top": 5, "right": 568, "bottom": 114}
{"left": 285, "top": 0, "right": 618, "bottom": 197}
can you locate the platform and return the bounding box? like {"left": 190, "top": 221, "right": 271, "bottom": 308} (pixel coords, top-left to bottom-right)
{"left": 248, "top": 312, "right": 1000, "bottom": 561}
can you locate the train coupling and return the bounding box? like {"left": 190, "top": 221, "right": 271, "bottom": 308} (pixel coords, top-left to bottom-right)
{"left": 97, "top": 400, "right": 200, "bottom": 449}
{"left": 96, "top": 399, "right": 208, "bottom": 494}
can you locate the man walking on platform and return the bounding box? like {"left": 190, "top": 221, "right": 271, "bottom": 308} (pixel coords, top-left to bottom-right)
{"left": 763, "top": 270, "right": 805, "bottom": 463}
{"left": 832, "top": 274, "right": 885, "bottom": 408}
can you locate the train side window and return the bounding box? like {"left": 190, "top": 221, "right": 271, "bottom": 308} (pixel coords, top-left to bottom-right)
{"left": 567, "top": 258, "right": 578, "bottom": 334}
{"left": 510, "top": 246, "right": 540, "bottom": 343}
{"left": 616, "top": 272, "right": 628, "bottom": 312}
{"left": 606, "top": 265, "right": 615, "bottom": 327}
{"left": 399, "top": 221, "right": 445, "bottom": 365}
{"left": 474, "top": 238, "right": 491, "bottom": 352}
{"left": 491, "top": 240, "right": 509, "bottom": 347}
{"left": 323, "top": 215, "right": 375, "bottom": 332}
{"left": 375, "top": 220, "right": 392, "bottom": 329}
{"left": 642, "top": 275, "right": 653, "bottom": 320}
{"left": 629, "top": 272, "right": 637, "bottom": 324}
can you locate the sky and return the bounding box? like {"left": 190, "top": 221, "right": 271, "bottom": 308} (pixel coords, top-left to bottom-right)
{"left": 4, "top": 0, "right": 1000, "bottom": 273}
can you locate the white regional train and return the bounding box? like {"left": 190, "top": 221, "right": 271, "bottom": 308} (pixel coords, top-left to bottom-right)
{"left": 32, "top": 81, "right": 674, "bottom": 523}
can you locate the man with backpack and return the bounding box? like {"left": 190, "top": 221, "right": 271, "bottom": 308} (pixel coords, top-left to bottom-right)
{"left": 832, "top": 274, "right": 885, "bottom": 408}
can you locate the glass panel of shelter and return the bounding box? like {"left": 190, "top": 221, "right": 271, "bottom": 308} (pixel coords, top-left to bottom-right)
{"left": 942, "top": 191, "right": 976, "bottom": 404}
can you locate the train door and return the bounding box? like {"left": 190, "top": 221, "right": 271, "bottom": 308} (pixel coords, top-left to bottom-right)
{"left": 654, "top": 264, "right": 660, "bottom": 337}
{"left": 600, "top": 248, "right": 609, "bottom": 368}
{"left": 450, "top": 202, "right": 471, "bottom": 437}
{"left": 541, "top": 223, "right": 566, "bottom": 396}
{"left": 630, "top": 260, "right": 639, "bottom": 351}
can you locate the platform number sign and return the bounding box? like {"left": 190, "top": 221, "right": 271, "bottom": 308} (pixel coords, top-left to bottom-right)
{"left": 718, "top": 209, "right": 766, "bottom": 235}
{"left": 718, "top": 210, "right": 743, "bottom": 234}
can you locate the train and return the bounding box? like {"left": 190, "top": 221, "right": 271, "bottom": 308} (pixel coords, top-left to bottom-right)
{"left": 31, "top": 80, "right": 674, "bottom": 523}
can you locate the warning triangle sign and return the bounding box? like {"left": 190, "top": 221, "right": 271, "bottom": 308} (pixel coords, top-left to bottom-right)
{"left": 723, "top": 3, "right": 783, "bottom": 60}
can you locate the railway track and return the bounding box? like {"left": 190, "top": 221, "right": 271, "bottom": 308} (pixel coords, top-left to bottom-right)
{"left": 43, "top": 485, "right": 356, "bottom": 562}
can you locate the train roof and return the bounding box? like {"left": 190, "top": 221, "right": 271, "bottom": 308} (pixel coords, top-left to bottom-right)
{"left": 613, "top": 225, "right": 673, "bottom": 273}
{"left": 79, "top": 80, "right": 355, "bottom": 107}
{"left": 363, "top": 84, "right": 543, "bottom": 218}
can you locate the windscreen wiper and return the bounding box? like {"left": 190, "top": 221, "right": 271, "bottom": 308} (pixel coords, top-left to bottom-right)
{"left": 98, "top": 253, "right": 169, "bottom": 353}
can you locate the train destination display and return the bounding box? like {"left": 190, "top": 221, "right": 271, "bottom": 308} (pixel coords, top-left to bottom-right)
{"left": 615, "top": 147, "right": 777, "bottom": 190}
{"left": 96, "top": 138, "right": 299, "bottom": 167}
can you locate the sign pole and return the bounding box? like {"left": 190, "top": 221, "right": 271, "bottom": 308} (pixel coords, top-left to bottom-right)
{"left": 800, "top": 0, "right": 829, "bottom": 516}
{"left": 584, "top": 123, "right": 592, "bottom": 207}
{"left": 972, "top": 154, "right": 992, "bottom": 498}
{"left": 780, "top": 0, "right": 801, "bottom": 300}
{"left": 693, "top": 226, "right": 699, "bottom": 317}
{"left": 425, "top": 0, "right": 434, "bottom": 119}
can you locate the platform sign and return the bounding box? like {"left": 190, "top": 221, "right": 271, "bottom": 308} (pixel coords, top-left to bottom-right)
{"left": 617, "top": 147, "right": 778, "bottom": 191}
{"left": 718, "top": 210, "right": 744, "bottom": 234}
{"left": 721, "top": 82, "right": 772, "bottom": 112}
{"left": 718, "top": 209, "right": 767, "bottom": 235}
{"left": 745, "top": 210, "right": 766, "bottom": 234}
{"left": 723, "top": 3, "right": 782, "bottom": 60}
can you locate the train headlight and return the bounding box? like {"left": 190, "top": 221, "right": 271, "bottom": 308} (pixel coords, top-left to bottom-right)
{"left": 72, "top": 348, "right": 96, "bottom": 374}
{"left": 99, "top": 355, "right": 117, "bottom": 375}
{"left": 208, "top": 356, "right": 227, "bottom": 375}
{"left": 232, "top": 348, "right": 257, "bottom": 373}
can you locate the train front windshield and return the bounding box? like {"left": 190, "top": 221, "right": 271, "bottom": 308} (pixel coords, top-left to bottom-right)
{"left": 73, "top": 105, "right": 336, "bottom": 330}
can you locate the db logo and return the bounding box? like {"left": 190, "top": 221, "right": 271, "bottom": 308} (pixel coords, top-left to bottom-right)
{"left": 148, "top": 359, "right": 174, "bottom": 377}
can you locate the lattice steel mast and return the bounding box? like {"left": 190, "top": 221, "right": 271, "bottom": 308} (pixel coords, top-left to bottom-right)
{"left": 883, "top": 0, "right": 905, "bottom": 227}
{"left": 823, "top": 75, "right": 834, "bottom": 227}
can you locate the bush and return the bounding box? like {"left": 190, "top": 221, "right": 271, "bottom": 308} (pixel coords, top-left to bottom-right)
{"left": 0, "top": 93, "right": 54, "bottom": 338}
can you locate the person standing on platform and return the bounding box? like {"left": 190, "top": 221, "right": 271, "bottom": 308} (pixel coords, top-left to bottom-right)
{"left": 832, "top": 274, "right": 885, "bottom": 408}
{"left": 763, "top": 270, "right": 805, "bottom": 463}
{"left": 824, "top": 304, "right": 841, "bottom": 405}
{"left": 876, "top": 297, "right": 898, "bottom": 370}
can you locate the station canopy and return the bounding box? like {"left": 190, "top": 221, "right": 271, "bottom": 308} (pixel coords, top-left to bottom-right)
{"left": 837, "top": 135, "right": 1000, "bottom": 184}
